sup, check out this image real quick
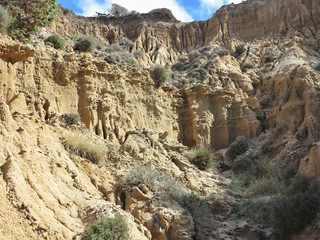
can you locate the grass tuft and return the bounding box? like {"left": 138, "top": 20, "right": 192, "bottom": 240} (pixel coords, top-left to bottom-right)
{"left": 62, "top": 129, "right": 108, "bottom": 164}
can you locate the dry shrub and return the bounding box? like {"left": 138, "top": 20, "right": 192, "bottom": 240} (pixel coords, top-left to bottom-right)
{"left": 226, "top": 136, "right": 249, "bottom": 160}
{"left": 62, "top": 129, "right": 108, "bottom": 164}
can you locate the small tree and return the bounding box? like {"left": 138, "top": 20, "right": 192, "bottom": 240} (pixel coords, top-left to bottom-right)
{"left": 109, "top": 4, "right": 128, "bottom": 17}
{"left": 151, "top": 65, "right": 170, "bottom": 88}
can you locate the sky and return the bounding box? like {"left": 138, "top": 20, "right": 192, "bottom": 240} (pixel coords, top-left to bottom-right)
{"left": 57, "top": 0, "right": 243, "bottom": 22}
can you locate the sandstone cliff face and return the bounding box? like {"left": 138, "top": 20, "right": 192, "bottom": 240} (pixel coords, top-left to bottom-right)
{"left": 53, "top": 0, "right": 320, "bottom": 61}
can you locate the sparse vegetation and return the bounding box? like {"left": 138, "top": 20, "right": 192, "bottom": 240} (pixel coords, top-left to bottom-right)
{"left": 105, "top": 53, "right": 121, "bottom": 63}
{"left": 82, "top": 215, "right": 129, "bottom": 240}
{"left": 133, "top": 50, "right": 144, "bottom": 59}
{"left": 283, "top": 165, "right": 297, "bottom": 184}
{"left": 45, "top": 34, "right": 65, "bottom": 49}
{"left": 62, "top": 129, "right": 108, "bottom": 164}
{"left": 74, "top": 37, "right": 95, "bottom": 52}
{"left": 189, "top": 150, "right": 214, "bottom": 170}
{"left": 124, "top": 58, "right": 137, "bottom": 65}
{"left": 233, "top": 198, "right": 273, "bottom": 226}
{"left": 0, "top": 5, "right": 10, "bottom": 33}
{"left": 260, "top": 140, "right": 273, "bottom": 155}
{"left": 119, "top": 37, "right": 133, "bottom": 49}
{"left": 264, "top": 55, "right": 274, "bottom": 63}
{"left": 273, "top": 174, "right": 320, "bottom": 239}
{"left": 226, "top": 136, "right": 249, "bottom": 160}
{"left": 4, "top": 0, "right": 58, "bottom": 41}
{"left": 70, "top": 35, "right": 79, "bottom": 40}
{"left": 123, "top": 166, "right": 184, "bottom": 199}
{"left": 232, "top": 155, "right": 252, "bottom": 174}
{"left": 249, "top": 177, "right": 278, "bottom": 196}
{"left": 61, "top": 113, "right": 81, "bottom": 125}
{"left": 233, "top": 44, "right": 246, "bottom": 58}
{"left": 123, "top": 167, "right": 215, "bottom": 240}
{"left": 254, "top": 159, "right": 278, "bottom": 178}
{"left": 243, "top": 62, "right": 254, "bottom": 69}
{"left": 215, "top": 46, "right": 229, "bottom": 56}
{"left": 151, "top": 65, "right": 170, "bottom": 88}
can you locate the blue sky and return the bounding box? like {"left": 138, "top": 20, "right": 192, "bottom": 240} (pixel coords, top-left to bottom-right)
{"left": 57, "top": 0, "right": 242, "bottom": 22}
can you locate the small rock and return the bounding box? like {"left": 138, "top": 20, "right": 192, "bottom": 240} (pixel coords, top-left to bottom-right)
{"left": 55, "top": 162, "right": 63, "bottom": 167}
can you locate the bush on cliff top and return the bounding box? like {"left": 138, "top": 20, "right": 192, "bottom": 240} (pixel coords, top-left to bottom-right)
{"left": 3, "top": 0, "right": 58, "bottom": 41}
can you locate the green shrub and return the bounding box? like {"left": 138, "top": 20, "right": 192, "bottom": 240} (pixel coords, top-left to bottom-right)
{"left": 0, "top": 5, "right": 10, "bottom": 32}
{"left": 255, "top": 159, "right": 278, "bottom": 178}
{"left": 106, "top": 43, "right": 124, "bottom": 53}
{"left": 264, "top": 55, "right": 274, "bottom": 63}
{"left": 243, "top": 62, "right": 254, "bottom": 69}
{"left": 124, "top": 58, "right": 137, "bottom": 65}
{"left": 172, "top": 62, "right": 186, "bottom": 71}
{"left": 188, "top": 50, "right": 201, "bottom": 62}
{"left": 5, "top": 0, "right": 58, "bottom": 41}
{"left": 70, "top": 35, "right": 79, "bottom": 40}
{"left": 190, "top": 150, "right": 214, "bottom": 170}
{"left": 260, "top": 140, "right": 273, "bottom": 155}
{"left": 232, "top": 155, "right": 252, "bottom": 174}
{"left": 283, "top": 165, "right": 297, "bottom": 183}
{"left": 74, "top": 37, "right": 95, "bottom": 52}
{"left": 233, "top": 44, "right": 246, "bottom": 58}
{"left": 273, "top": 193, "right": 320, "bottom": 240}
{"left": 188, "top": 67, "right": 207, "bottom": 82}
{"left": 82, "top": 215, "right": 129, "bottom": 240}
{"left": 233, "top": 199, "right": 273, "bottom": 226}
{"left": 249, "top": 177, "right": 278, "bottom": 196}
{"left": 151, "top": 65, "right": 170, "bottom": 88}
{"left": 215, "top": 46, "right": 229, "bottom": 56}
{"left": 273, "top": 174, "right": 320, "bottom": 239}
{"left": 45, "top": 34, "right": 65, "bottom": 49}
{"left": 226, "top": 136, "right": 249, "bottom": 160}
{"left": 287, "top": 174, "right": 315, "bottom": 194}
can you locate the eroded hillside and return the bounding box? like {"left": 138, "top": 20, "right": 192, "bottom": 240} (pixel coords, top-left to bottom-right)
{"left": 0, "top": 0, "right": 320, "bottom": 239}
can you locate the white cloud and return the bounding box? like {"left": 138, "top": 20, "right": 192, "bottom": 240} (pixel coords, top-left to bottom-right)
{"left": 226, "top": 0, "right": 243, "bottom": 4}
{"left": 197, "top": 0, "right": 243, "bottom": 20}
{"left": 76, "top": 0, "right": 111, "bottom": 17}
{"left": 76, "top": 0, "right": 193, "bottom": 22}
